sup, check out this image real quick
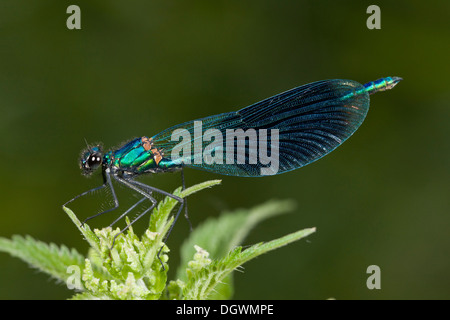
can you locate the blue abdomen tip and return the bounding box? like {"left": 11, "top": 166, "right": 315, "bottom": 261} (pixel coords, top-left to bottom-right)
{"left": 364, "top": 76, "right": 402, "bottom": 95}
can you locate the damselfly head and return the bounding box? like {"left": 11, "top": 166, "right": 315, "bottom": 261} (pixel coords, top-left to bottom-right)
{"left": 80, "top": 145, "right": 103, "bottom": 175}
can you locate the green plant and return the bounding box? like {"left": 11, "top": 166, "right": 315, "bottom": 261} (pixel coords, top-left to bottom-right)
{"left": 0, "top": 180, "right": 315, "bottom": 299}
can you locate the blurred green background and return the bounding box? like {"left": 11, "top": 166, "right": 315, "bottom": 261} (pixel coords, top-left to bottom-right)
{"left": 1, "top": 0, "right": 449, "bottom": 299}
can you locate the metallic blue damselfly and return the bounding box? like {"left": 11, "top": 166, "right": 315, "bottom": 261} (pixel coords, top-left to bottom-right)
{"left": 64, "top": 76, "right": 402, "bottom": 251}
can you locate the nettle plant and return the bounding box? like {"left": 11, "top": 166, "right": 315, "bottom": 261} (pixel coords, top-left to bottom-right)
{"left": 0, "top": 180, "right": 315, "bottom": 300}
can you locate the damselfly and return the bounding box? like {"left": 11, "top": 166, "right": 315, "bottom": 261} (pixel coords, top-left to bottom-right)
{"left": 63, "top": 77, "right": 401, "bottom": 246}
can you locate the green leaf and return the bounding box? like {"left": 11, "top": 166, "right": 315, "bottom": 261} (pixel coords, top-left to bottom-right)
{"left": 149, "top": 179, "right": 222, "bottom": 231}
{"left": 144, "top": 179, "right": 222, "bottom": 274}
{"left": 175, "top": 199, "right": 314, "bottom": 300}
{"left": 181, "top": 227, "right": 316, "bottom": 300}
{"left": 0, "top": 235, "right": 85, "bottom": 283}
{"left": 176, "top": 199, "right": 297, "bottom": 281}
{"left": 63, "top": 206, "right": 100, "bottom": 253}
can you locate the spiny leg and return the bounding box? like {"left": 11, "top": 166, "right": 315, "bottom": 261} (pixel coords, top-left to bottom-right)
{"left": 108, "top": 196, "right": 147, "bottom": 229}
{"left": 130, "top": 179, "right": 184, "bottom": 203}
{"left": 63, "top": 183, "right": 107, "bottom": 208}
{"left": 63, "top": 170, "right": 120, "bottom": 227}
{"left": 128, "top": 179, "right": 185, "bottom": 241}
{"left": 110, "top": 176, "right": 171, "bottom": 267}
{"left": 124, "top": 178, "right": 185, "bottom": 269}
{"left": 111, "top": 195, "right": 158, "bottom": 249}
{"left": 110, "top": 175, "right": 160, "bottom": 241}
{"left": 82, "top": 170, "right": 119, "bottom": 225}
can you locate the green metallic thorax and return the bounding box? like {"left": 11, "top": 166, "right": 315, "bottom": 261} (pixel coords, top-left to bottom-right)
{"left": 103, "top": 137, "right": 180, "bottom": 175}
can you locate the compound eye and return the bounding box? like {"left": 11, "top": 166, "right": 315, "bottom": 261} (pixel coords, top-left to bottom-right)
{"left": 80, "top": 145, "right": 103, "bottom": 175}
{"left": 88, "top": 154, "right": 102, "bottom": 168}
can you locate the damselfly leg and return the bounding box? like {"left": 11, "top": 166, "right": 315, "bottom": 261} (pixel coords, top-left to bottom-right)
{"left": 112, "top": 174, "right": 185, "bottom": 268}
{"left": 124, "top": 178, "right": 186, "bottom": 241}
{"left": 80, "top": 170, "right": 119, "bottom": 225}
{"left": 63, "top": 170, "right": 119, "bottom": 226}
